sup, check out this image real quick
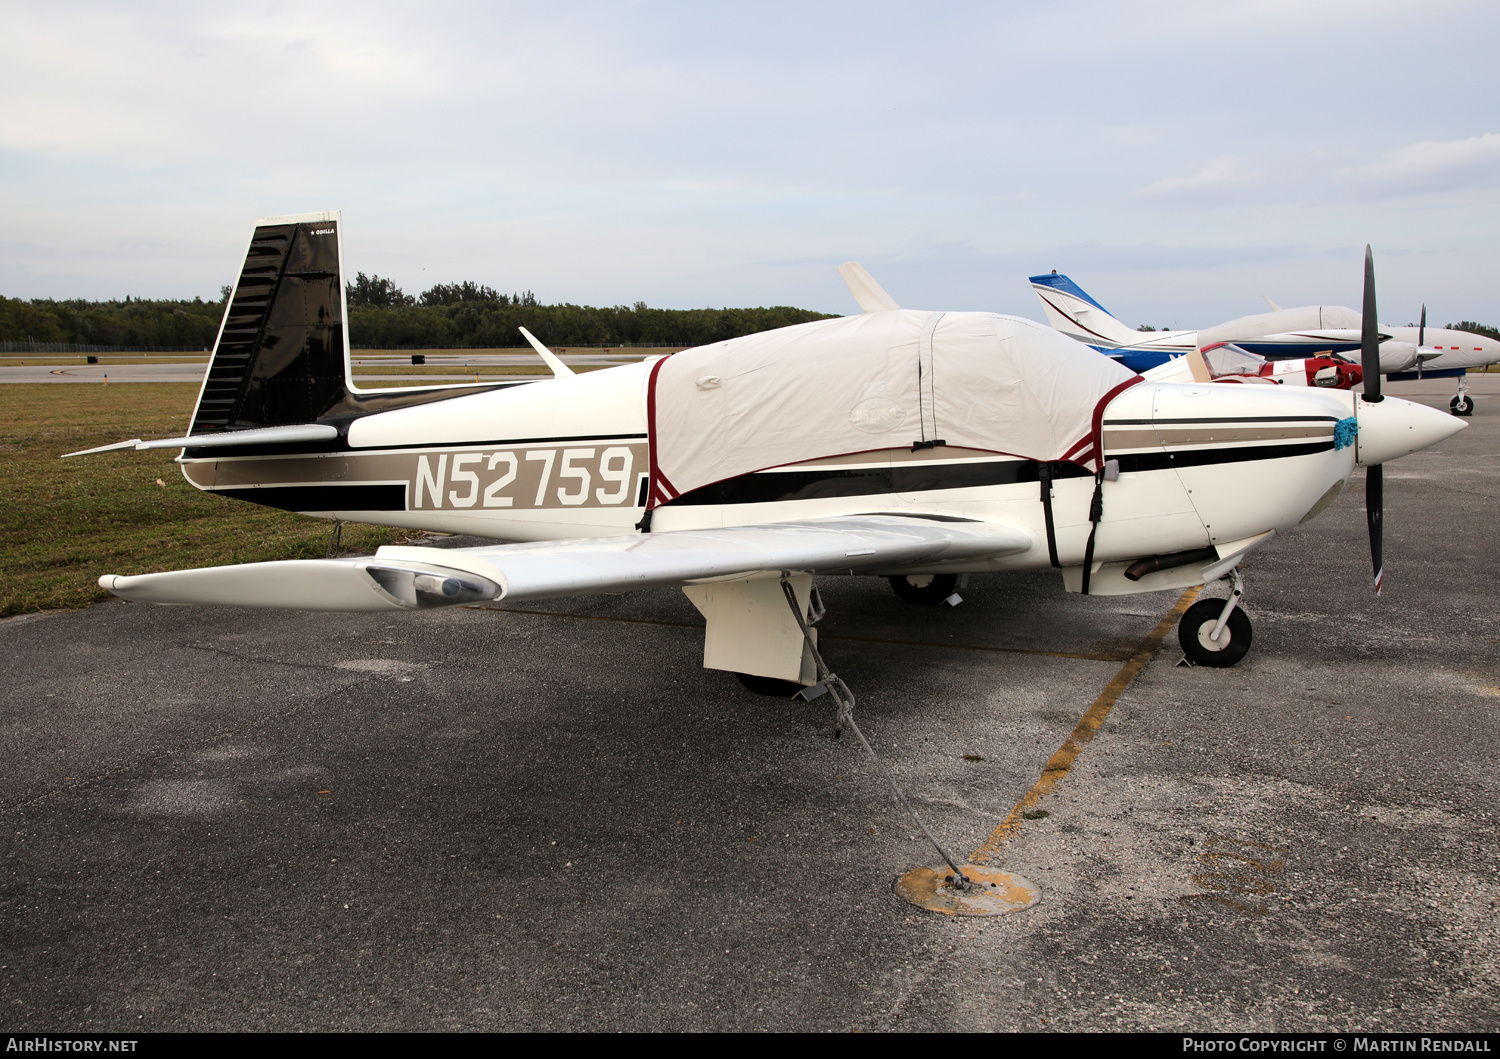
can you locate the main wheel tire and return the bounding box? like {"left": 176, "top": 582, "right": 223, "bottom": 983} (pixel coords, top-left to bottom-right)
{"left": 1451, "top": 395, "right": 1474, "bottom": 417}
{"left": 1178, "top": 598, "right": 1253, "bottom": 668}
{"left": 888, "top": 573, "right": 959, "bottom": 606}
{"left": 733, "top": 672, "right": 806, "bottom": 697}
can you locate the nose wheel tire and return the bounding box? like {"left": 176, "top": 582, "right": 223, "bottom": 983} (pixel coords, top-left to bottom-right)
{"left": 888, "top": 573, "right": 959, "bottom": 605}
{"left": 1178, "top": 598, "right": 1253, "bottom": 668}
{"left": 1450, "top": 395, "right": 1474, "bottom": 417}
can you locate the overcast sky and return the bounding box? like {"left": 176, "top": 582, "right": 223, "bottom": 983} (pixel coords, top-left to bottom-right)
{"left": 2, "top": 0, "right": 1497, "bottom": 327}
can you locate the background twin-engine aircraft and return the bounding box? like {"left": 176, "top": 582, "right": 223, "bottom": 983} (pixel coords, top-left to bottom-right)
{"left": 67, "top": 212, "right": 1464, "bottom": 685}
{"left": 1031, "top": 272, "right": 1499, "bottom": 415}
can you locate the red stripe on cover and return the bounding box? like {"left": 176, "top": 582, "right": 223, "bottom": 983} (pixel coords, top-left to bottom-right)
{"left": 1060, "top": 435, "right": 1093, "bottom": 461}
{"left": 1082, "top": 375, "right": 1145, "bottom": 471}
{"left": 643, "top": 355, "right": 677, "bottom": 510}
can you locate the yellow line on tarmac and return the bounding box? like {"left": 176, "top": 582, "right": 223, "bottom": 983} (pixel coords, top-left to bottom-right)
{"left": 967, "top": 585, "right": 1201, "bottom": 866}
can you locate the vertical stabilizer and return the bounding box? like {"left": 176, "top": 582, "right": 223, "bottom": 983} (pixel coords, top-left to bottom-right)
{"left": 190, "top": 212, "right": 351, "bottom": 434}
{"left": 1029, "top": 273, "right": 1143, "bottom": 349}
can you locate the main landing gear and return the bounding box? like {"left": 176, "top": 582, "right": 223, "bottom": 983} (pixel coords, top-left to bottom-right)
{"left": 1178, "top": 569, "right": 1253, "bottom": 668}
{"left": 734, "top": 672, "right": 806, "bottom": 697}
{"left": 888, "top": 573, "right": 962, "bottom": 606}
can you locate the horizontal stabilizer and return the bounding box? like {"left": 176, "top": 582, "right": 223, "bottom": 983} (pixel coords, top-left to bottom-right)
{"left": 99, "top": 515, "right": 1031, "bottom": 610}
{"left": 63, "top": 423, "right": 339, "bottom": 458}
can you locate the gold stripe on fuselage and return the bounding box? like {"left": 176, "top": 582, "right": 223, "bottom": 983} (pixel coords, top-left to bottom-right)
{"left": 1103, "top": 421, "right": 1334, "bottom": 451}
{"left": 182, "top": 441, "right": 650, "bottom": 512}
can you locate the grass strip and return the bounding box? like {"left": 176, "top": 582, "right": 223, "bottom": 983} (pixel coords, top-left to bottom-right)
{"left": 0, "top": 384, "right": 408, "bottom": 617}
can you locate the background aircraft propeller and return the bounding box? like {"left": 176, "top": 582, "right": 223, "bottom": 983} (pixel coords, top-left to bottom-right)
{"left": 1362, "top": 246, "right": 1384, "bottom": 594}
{"left": 1416, "top": 304, "right": 1427, "bottom": 379}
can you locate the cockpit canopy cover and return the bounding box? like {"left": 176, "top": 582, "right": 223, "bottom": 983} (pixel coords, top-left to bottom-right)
{"left": 649, "top": 309, "right": 1135, "bottom": 504}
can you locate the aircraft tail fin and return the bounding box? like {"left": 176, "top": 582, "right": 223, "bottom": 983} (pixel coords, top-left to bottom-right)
{"left": 190, "top": 212, "right": 354, "bottom": 434}
{"left": 1029, "top": 273, "right": 1142, "bottom": 349}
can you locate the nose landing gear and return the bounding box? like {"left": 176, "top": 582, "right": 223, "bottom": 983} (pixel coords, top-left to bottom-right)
{"left": 1178, "top": 569, "right": 1253, "bottom": 668}
{"left": 1450, "top": 376, "right": 1474, "bottom": 417}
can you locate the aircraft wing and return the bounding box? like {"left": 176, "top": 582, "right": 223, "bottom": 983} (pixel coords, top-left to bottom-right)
{"left": 99, "top": 515, "right": 1031, "bottom": 611}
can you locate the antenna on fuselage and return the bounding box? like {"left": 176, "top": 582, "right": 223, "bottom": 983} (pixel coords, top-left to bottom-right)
{"left": 517, "top": 327, "right": 577, "bottom": 378}
{"left": 837, "top": 262, "right": 901, "bottom": 314}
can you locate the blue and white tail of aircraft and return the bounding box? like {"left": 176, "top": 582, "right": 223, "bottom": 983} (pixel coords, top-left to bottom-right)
{"left": 1029, "top": 273, "right": 1195, "bottom": 373}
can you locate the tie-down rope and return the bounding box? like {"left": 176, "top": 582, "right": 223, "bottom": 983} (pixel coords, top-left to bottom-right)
{"left": 779, "top": 576, "right": 972, "bottom": 890}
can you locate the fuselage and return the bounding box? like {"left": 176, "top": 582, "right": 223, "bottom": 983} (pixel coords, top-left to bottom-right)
{"left": 1071, "top": 324, "right": 1497, "bottom": 377}
{"left": 177, "top": 358, "right": 1376, "bottom": 588}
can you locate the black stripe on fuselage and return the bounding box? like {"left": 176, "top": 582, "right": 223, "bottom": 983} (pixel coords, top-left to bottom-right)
{"left": 1115, "top": 441, "right": 1333, "bottom": 473}
{"left": 211, "top": 484, "right": 407, "bottom": 511}
{"left": 1104, "top": 416, "right": 1342, "bottom": 426}
{"left": 668, "top": 460, "right": 1091, "bottom": 506}
{"left": 667, "top": 442, "right": 1334, "bottom": 507}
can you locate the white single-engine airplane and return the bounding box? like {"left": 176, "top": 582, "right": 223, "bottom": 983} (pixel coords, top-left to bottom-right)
{"left": 1031, "top": 272, "right": 1500, "bottom": 415}
{"left": 67, "top": 213, "right": 1463, "bottom": 683}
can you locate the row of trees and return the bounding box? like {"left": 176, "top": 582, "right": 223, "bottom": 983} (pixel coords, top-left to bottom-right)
{"left": 347, "top": 273, "right": 541, "bottom": 310}
{"left": 11, "top": 279, "right": 1489, "bottom": 351}
{"left": 343, "top": 273, "right": 836, "bottom": 347}
{"left": 1450, "top": 320, "right": 1500, "bottom": 342}
{"left": 0, "top": 295, "right": 225, "bottom": 349}
{"left": 1, "top": 275, "right": 838, "bottom": 349}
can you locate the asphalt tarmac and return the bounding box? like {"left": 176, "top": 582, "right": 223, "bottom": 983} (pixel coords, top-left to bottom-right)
{"left": 1, "top": 379, "right": 1496, "bottom": 1032}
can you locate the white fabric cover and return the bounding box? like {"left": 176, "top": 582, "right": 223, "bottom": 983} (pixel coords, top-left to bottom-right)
{"left": 650, "top": 310, "right": 1134, "bottom": 502}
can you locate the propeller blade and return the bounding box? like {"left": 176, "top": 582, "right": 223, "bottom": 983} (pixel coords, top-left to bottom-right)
{"left": 1361, "top": 245, "right": 1382, "bottom": 403}
{"left": 1361, "top": 246, "right": 1385, "bottom": 594}
{"left": 1417, "top": 304, "right": 1426, "bottom": 379}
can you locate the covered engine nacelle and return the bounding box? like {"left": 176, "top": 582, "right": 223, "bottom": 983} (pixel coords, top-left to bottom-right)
{"left": 1377, "top": 340, "right": 1419, "bottom": 373}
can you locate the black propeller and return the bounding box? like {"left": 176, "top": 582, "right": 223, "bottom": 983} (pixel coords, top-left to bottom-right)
{"left": 1361, "top": 246, "right": 1384, "bottom": 594}
{"left": 1416, "top": 304, "right": 1427, "bottom": 379}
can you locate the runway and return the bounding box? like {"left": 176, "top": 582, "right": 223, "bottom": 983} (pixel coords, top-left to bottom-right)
{"left": 0, "top": 350, "right": 654, "bottom": 384}
{"left": 0, "top": 388, "right": 1495, "bottom": 1031}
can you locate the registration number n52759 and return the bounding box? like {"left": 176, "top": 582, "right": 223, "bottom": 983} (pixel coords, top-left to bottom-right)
{"left": 410, "top": 444, "right": 647, "bottom": 510}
